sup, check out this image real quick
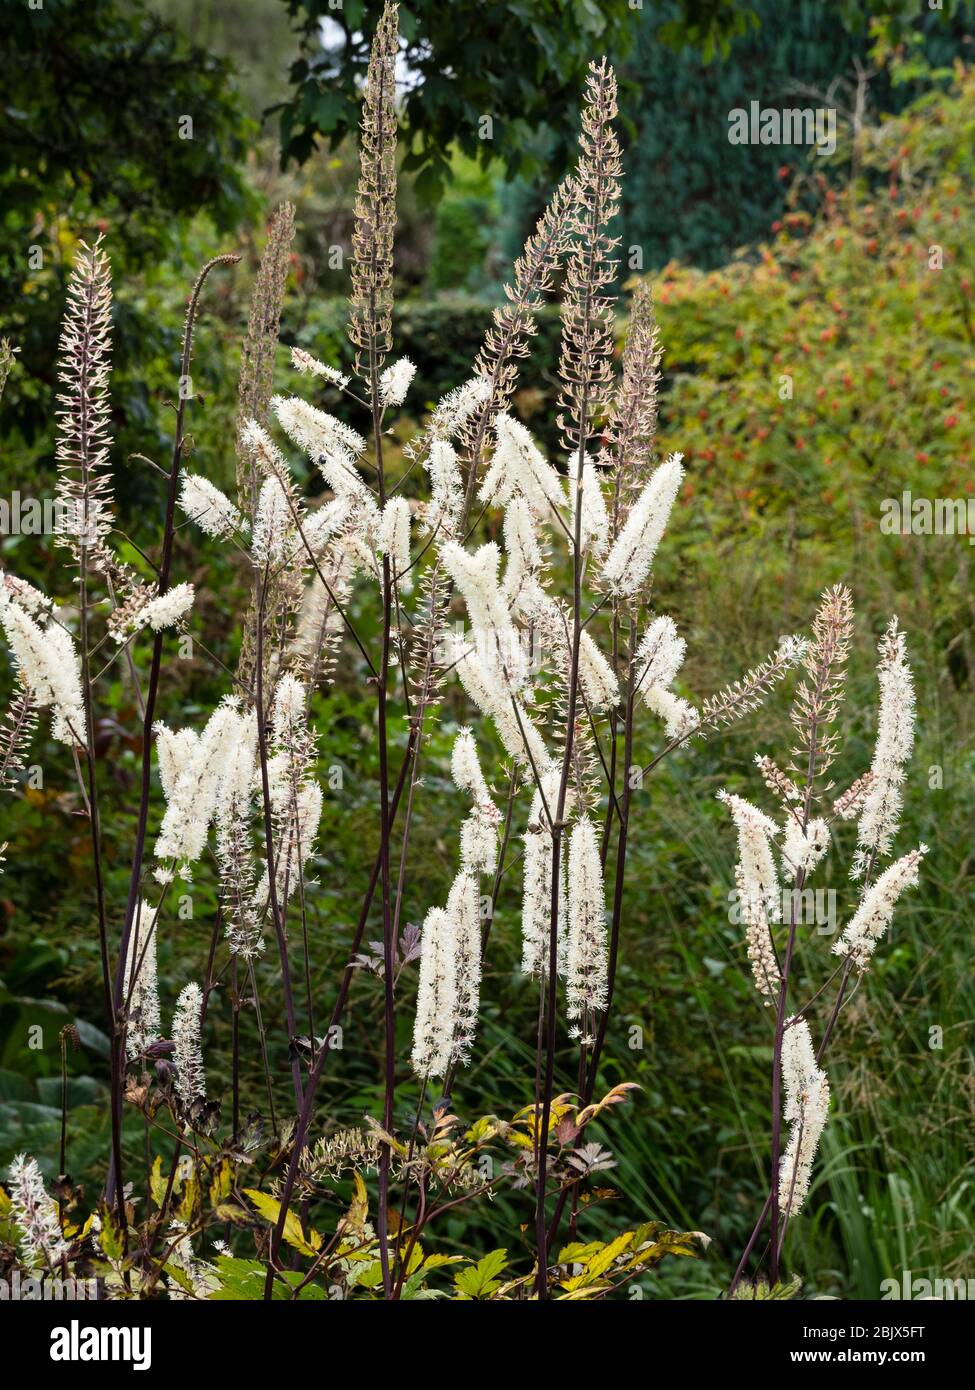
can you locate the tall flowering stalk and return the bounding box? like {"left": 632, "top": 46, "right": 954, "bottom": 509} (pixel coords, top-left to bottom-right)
{"left": 726, "top": 591, "right": 926, "bottom": 1293}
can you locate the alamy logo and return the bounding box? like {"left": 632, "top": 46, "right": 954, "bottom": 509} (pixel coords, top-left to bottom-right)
{"left": 881, "top": 1269, "right": 975, "bottom": 1300}
{"left": 728, "top": 101, "right": 836, "bottom": 156}
{"left": 50, "top": 1320, "right": 152, "bottom": 1370}
{"left": 880, "top": 490, "right": 975, "bottom": 545}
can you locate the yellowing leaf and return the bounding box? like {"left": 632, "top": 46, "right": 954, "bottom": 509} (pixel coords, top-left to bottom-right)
{"left": 243, "top": 1188, "right": 320, "bottom": 1258}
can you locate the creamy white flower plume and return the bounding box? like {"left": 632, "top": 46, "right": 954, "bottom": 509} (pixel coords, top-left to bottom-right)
{"left": 521, "top": 771, "right": 569, "bottom": 977}
{"left": 376, "top": 496, "right": 412, "bottom": 592}
{"left": 270, "top": 396, "right": 367, "bottom": 499}
{"left": 635, "top": 615, "right": 698, "bottom": 737}
{"left": 446, "top": 869, "right": 482, "bottom": 1065}
{"left": 735, "top": 862, "right": 780, "bottom": 1002}
{"left": 852, "top": 618, "right": 915, "bottom": 879}
{"left": 178, "top": 474, "right": 244, "bottom": 539}
{"left": 298, "top": 498, "right": 351, "bottom": 559}
{"left": 422, "top": 438, "right": 463, "bottom": 538}
{"left": 718, "top": 791, "right": 781, "bottom": 924}
{"left": 1, "top": 572, "right": 52, "bottom": 617}
{"left": 643, "top": 687, "right": 700, "bottom": 741}
{"left": 123, "top": 900, "right": 161, "bottom": 1058}
{"left": 0, "top": 591, "right": 86, "bottom": 746}
{"left": 173, "top": 982, "right": 206, "bottom": 1105}
{"left": 456, "top": 647, "right": 550, "bottom": 772}
{"left": 568, "top": 454, "right": 610, "bottom": 555}
{"left": 154, "top": 726, "right": 199, "bottom": 802}
{"left": 452, "top": 728, "right": 500, "bottom": 875}
{"left": 832, "top": 845, "right": 927, "bottom": 970}
{"left": 290, "top": 346, "right": 349, "bottom": 389}
{"left": 602, "top": 453, "right": 683, "bottom": 596}
{"left": 411, "top": 907, "right": 458, "bottom": 1078}
{"left": 501, "top": 496, "right": 542, "bottom": 612}
{"left": 480, "top": 413, "right": 566, "bottom": 520}
{"left": 213, "top": 709, "right": 261, "bottom": 958}
{"left": 566, "top": 817, "right": 608, "bottom": 1035}
{"left": 429, "top": 376, "right": 492, "bottom": 441}
{"left": 779, "top": 1017, "right": 829, "bottom": 1219}
{"left": 636, "top": 616, "right": 686, "bottom": 693}
{"left": 780, "top": 817, "right": 830, "bottom": 880}
{"left": 379, "top": 357, "right": 416, "bottom": 408}
{"left": 252, "top": 476, "right": 293, "bottom": 563}
{"left": 442, "top": 541, "right": 509, "bottom": 634}
{"left": 7, "top": 1154, "right": 69, "bottom": 1270}
{"left": 154, "top": 698, "right": 246, "bottom": 878}
{"left": 451, "top": 727, "right": 491, "bottom": 805}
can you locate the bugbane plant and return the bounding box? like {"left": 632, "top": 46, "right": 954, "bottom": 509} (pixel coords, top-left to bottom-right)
{"left": 726, "top": 590, "right": 926, "bottom": 1294}
{"left": 0, "top": 1, "right": 907, "bottom": 1302}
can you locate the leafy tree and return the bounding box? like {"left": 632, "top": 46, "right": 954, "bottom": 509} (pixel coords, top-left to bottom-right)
{"left": 276, "top": 0, "right": 760, "bottom": 198}
{"left": 0, "top": 0, "right": 254, "bottom": 452}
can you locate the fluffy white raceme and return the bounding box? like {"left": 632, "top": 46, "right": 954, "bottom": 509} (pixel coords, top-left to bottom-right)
{"left": 252, "top": 476, "right": 293, "bottom": 563}
{"left": 178, "top": 474, "right": 244, "bottom": 539}
{"left": 0, "top": 591, "right": 86, "bottom": 746}
{"left": 442, "top": 541, "right": 509, "bottom": 635}
{"left": 444, "top": 543, "right": 530, "bottom": 690}
{"left": 446, "top": 870, "right": 482, "bottom": 1065}
{"left": 154, "top": 726, "right": 199, "bottom": 801}
{"left": 780, "top": 817, "right": 830, "bottom": 880}
{"left": 832, "top": 845, "right": 927, "bottom": 970}
{"left": 7, "top": 1153, "right": 69, "bottom": 1270}
{"left": 501, "top": 496, "right": 542, "bottom": 612}
{"left": 271, "top": 673, "right": 306, "bottom": 741}
{"left": 290, "top": 346, "right": 349, "bottom": 389}
{"left": 578, "top": 630, "right": 620, "bottom": 711}
{"left": 636, "top": 616, "right": 686, "bottom": 693}
{"left": 213, "top": 710, "right": 261, "bottom": 958}
{"left": 779, "top": 1017, "right": 830, "bottom": 1219}
{"left": 459, "top": 809, "right": 498, "bottom": 877}
{"left": 521, "top": 771, "right": 569, "bottom": 977}
{"left": 422, "top": 439, "right": 464, "bottom": 537}
{"left": 451, "top": 727, "right": 491, "bottom": 805}
{"left": 452, "top": 729, "right": 500, "bottom": 875}
{"left": 375, "top": 496, "right": 412, "bottom": 592}
{"left": 568, "top": 454, "right": 610, "bottom": 555}
{"left": 718, "top": 792, "right": 781, "bottom": 925}
{"left": 602, "top": 453, "right": 684, "bottom": 596}
{"left": 298, "top": 498, "right": 351, "bottom": 559}
{"left": 643, "top": 686, "right": 700, "bottom": 741}
{"left": 270, "top": 396, "right": 368, "bottom": 499}
{"left": 479, "top": 412, "right": 566, "bottom": 519}
{"left": 456, "top": 648, "right": 550, "bottom": 773}
{"left": 635, "top": 618, "right": 698, "bottom": 738}
{"left": 735, "top": 862, "right": 780, "bottom": 1002}
{"left": 851, "top": 618, "right": 916, "bottom": 879}
{"left": 566, "top": 817, "right": 608, "bottom": 1036}
{"left": 153, "top": 698, "right": 246, "bottom": 879}
{"left": 1, "top": 572, "right": 52, "bottom": 616}
{"left": 411, "top": 907, "right": 458, "bottom": 1077}
{"left": 141, "top": 582, "right": 195, "bottom": 634}
{"left": 379, "top": 356, "right": 416, "bottom": 408}
{"left": 173, "top": 982, "right": 206, "bottom": 1106}
{"left": 428, "top": 376, "right": 492, "bottom": 441}
{"left": 123, "top": 900, "right": 161, "bottom": 1058}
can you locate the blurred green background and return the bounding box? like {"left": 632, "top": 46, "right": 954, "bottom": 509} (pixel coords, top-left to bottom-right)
{"left": 0, "top": 0, "right": 972, "bottom": 1298}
